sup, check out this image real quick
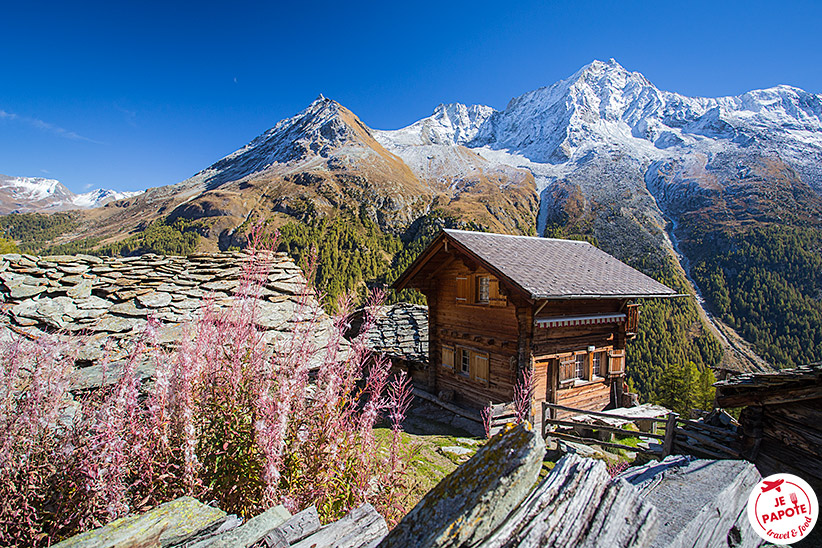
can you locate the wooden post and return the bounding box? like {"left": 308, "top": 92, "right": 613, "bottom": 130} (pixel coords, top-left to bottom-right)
{"left": 541, "top": 401, "right": 551, "bottom": 439}
{"left": 662, "top": 412, "right": 678, "bottom": 457}
{"left": 426, "top": 292, "right": 438, "bottom": 395}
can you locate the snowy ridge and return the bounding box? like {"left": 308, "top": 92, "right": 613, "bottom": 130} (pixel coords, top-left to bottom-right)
{"left": 0, "top": 174, "right": 143, "bottom": 213}
{"left": 72, "top": 188, "right": 144, "bottom": 208}
{"left": 377, "top": 58, "right": 822, "bottom": 191}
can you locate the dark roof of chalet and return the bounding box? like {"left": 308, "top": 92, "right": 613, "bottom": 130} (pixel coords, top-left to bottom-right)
{"left": 395, "top": 229, "right": 677, "bottom": 300}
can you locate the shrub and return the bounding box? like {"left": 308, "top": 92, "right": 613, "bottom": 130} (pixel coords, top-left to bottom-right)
{"left": 0, "top": 231, "right": 413, "bottom": 546}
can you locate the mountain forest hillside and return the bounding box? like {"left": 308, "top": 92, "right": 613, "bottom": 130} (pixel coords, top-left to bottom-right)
{"left": 5, "top": 59, "right": 822, "bottom": 404}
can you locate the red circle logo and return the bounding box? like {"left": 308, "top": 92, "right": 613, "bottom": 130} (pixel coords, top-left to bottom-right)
{"left": 747, "top": 473, "right": 818, "bottom": 544}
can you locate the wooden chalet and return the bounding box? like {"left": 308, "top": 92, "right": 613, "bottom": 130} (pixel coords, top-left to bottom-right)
{"left": 393, "top": 229, "right": 677, "bottom": 430}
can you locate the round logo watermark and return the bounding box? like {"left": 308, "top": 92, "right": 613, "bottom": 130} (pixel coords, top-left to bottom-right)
{"left": 747, "top": 473, "right": 818, "bottom": 544}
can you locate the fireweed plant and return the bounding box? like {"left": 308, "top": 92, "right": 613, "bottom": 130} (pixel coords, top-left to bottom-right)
{"left": 0, "top": 232, "right": 414, "bottom": 546}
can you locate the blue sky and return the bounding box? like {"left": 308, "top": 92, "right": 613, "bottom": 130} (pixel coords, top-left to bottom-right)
{"left": 2, "top": 0, "right": 821, "bottom": 193}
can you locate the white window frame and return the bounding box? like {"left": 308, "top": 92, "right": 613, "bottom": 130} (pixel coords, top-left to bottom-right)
{"left": 460, "top": 348, "right": 471, "bottom": 376}
{"left": 574, "top": 353, "right": 586, "bottom": 380}
{"left": 476, "top": 276, "right": 490, "bottom": 304}
{"left": 592, "top": 351, "right": 603, "bottom": 377}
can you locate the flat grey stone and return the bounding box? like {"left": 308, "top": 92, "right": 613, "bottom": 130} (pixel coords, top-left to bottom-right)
{"left": 75, "top": 296, "right": 112, "bottom": 310}
{"left": 136, "top": 291, "right": 173, "bottom": 308}
{"left": 109, "top": 301, "right": 148, "bottom": 317}
{"left": 93, "top": 316, "right": 144, "bottom": 333}
{"left": 618, "top": 456, "right": 763, "bottom": 548}
{"left": 440, "top": 446, "right": 474, "bottom": 457}
{"left": 67, "top": 280, "right": 93, "bottom": 299}
{"left": 202, "top": 279, "right": 239, "bottom": 292}
{"left": 208, "top": 505, "right": 291, "bottom": 548}
{"left": 9, "top": 284, "right": 47, "bottom": 299}
{"left": 57, "top": 264, "right": 89, "bottom": 274}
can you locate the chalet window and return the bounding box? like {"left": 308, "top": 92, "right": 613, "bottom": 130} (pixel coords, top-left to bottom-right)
{"left": 456, "top": 277, "right": 470, "bottom": 302}
{"left": 592, "top": 351, "right": 605, "bottom": 377}
{"left": 442, "top": 345, "right": 455, "bottom": 370}
{"left": 476, "top": 276, "right": 490, "bottom": 303}
{"left": 460, "top": 348, "right": 471, "bottom": 376}
{"left": 455, "top": 274, "right": 506, "bottom": 306}
{"left": 575, "top": 354, "right": 587, "bottom": 380}
{"left": 453, "top": 347, "right": 490, "bottom": 383}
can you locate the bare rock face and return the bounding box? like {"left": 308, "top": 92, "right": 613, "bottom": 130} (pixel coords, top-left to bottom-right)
{"left": 51, "top": 496, "right": 227, "bottom": 548}
{"left": 377, "top": 422, "right": 545, "bottom": 548}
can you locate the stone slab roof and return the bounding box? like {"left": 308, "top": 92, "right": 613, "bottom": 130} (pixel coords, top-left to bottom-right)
{"left": 443, "top": 229, "right": 676, "bottom": 300}
{"left": 715, "top": 363, "right": 822, "bottom": 395}
{"left": 0, "top": 250, "right": 340, "bottom": 390}
{"left": 360, "top": 303, "right": 428, "bottom": 364}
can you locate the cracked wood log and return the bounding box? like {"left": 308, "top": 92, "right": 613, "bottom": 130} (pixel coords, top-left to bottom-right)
{"left": 377, "top": 422, "right": 544, "bottom": 548}
{"left": 290, "top": 504, "right": 387, "bottom": 548}
{"left": 205, "top": 504, "right": 290, "bottom": 548}
{"left": 52, "top": 497, "right": 227, "bottom": 548}
{"left": 262, "top": 506, "right": 321, "bottom": 547}
{"left": 478, "top": 454, "right": 658, "bottom": 548}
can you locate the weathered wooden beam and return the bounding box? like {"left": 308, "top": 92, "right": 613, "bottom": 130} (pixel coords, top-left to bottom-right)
{"left": 715, "top": 386, "right": 822, "bottom": 408}
{"left": 291, "top": 504, "right": 387, "bottom": 548}
{"left": 477, "top": 455, "right": 659, "bottom": 548}
{"left": 545, "top": 430, "right": 661, "bottom": 456}
{"left": 543, "top": 402, "right": 670, "bottom": 424}
{"left": 543, "top": 418, "right": 665, "bottom": 440}
{"left": 680, "top": 418, "right": 739, "bottom": 438}
{"left": 661, "top": 413, "right": 678, "bottom": 458}
{"left": 673, "top": 428, "right": 741, "bottom": 458}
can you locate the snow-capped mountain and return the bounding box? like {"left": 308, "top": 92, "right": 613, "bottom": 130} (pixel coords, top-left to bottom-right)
{"left": 376, "top": 59, "right": 822, "bottom": 244}
{"left": 0, "top": 174, "right": 143, "bottom": 214}
{"left": 164, "top": 95, "right": 538, "bottom": 237}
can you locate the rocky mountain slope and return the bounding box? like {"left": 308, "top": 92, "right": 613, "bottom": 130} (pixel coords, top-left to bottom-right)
{"left": 7, "top": 59, "right": 821, "bottom": 374}
{"left": 0, "top": 174, "right": 142, "bottom": 214}
{"left": 374, "top": 59, "right": 822, "bottom": 371}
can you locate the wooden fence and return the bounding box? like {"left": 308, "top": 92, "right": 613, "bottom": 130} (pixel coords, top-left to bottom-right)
{"left": 540, "top": 402, "right": 741, "bottom": 459}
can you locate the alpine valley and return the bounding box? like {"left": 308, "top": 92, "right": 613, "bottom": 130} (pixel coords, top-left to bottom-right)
{"left": 5, "top": 59, "right": 822, "bottom": 403}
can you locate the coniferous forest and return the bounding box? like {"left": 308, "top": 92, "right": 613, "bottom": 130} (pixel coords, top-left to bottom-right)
{"left": 5, "top": 209, "right": 822, "bottom": 411}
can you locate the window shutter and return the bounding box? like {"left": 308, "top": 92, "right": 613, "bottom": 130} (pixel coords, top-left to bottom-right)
{"left": 608, "top": 350, "right": 625, "bottom": 375}
{"left": 559, "top": 356, "right": 575, "bottom": 381}
{"left": 456, "top": 277, "right": 469, "bottom": 302}
{"left": 489, "top": 278, "right": 507, "bottom": 307}
{"left": 474, "top": 352, "right": 489, "bottom": 384}
{"left": 442, "top": 345, "right": 455, "bottom": 369}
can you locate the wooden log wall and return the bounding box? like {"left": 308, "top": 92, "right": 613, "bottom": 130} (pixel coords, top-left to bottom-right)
{"left": 748, "top": 399, "right": 822, "bottom": 494}
{"left": 531, "top": 301, "right": 626, "bottom": 420}
{"left": 429, "top": 262, "right": 520, "bottom": 409}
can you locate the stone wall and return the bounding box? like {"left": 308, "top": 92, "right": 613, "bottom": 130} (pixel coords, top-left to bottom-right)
{"left": 0, "top": 251, "right": 339, "bottom": 390}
